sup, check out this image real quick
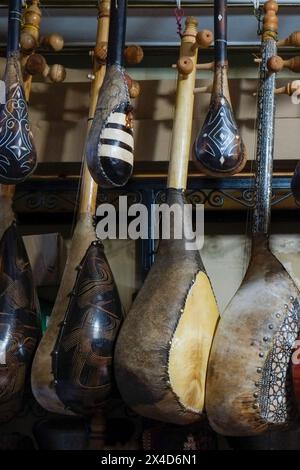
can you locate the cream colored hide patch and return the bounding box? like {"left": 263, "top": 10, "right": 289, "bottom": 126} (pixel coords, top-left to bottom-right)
{"left": 168, "top": 271, "right": 219, "bottom": 413}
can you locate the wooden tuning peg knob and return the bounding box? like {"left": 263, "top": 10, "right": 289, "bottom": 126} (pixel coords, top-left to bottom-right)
{"left": 177, "top": 56, "right": 194, "bottom": 76}
{"left": 192, "top": 30, "right": 213, "bottom": 51}
{"left": 48, "top": 64, "right": 66, "bottom": 83}
{"left": 20, "top": 32, "right": 37, "bottom": 54}
{"left": 125, "top": 74, "right": 140, "bottom": 98}
{"left": 264, "top": 0, "right": 279, "bottom": 14}
{"left": 124, "top": 45, "right": 144, "bottom": 65}
{"left": 94, "top": 42, "right": 108, "bottom": 63}
{"left": 275, "top": 80, "right": 300, "bottom": 96}
{"left": 41, "top": 33, "right": 64, "bottom": 52}
{"left": 278, "top": 31, "right": 300, "bottom": 47}
{"left": 268, "top": 55, "right": 300, "bottom": 73}
{"left": 25, "top": 53, "right": 47, "bottom": 76}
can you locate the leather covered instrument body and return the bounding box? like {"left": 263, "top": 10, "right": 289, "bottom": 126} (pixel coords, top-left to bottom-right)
{"left": 86, "top": 0, "right": 133, "bottom": 188}
{"left": 193, "top": 0, "right": 246, "bottom": 176}
{"left": 0, "top": 0, "right": 37, "bottom": 184}
{"left": 206, "top": 1, "right": 300, "bottom": 436}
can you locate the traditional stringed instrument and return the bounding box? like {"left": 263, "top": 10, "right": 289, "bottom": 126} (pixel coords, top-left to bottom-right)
{"left": 206, "top": 0, "right": 300, "bottom": 436}
{"left": 0, "top": 0, "right": 37, "bottom": 184}
{"left": 86, "top": 0, "right": 134, "bottom": 188}
{"left": 0, "top": 4, "right": 41, "bottom": 421}
{"left": 193, "top": 0, "right": 246, "bottom": 176}
{"left": 115, "top": 17, "right": 219, "bottom": 425}
{"left": 31, "top": 1, "right": 124, "bottom": 425}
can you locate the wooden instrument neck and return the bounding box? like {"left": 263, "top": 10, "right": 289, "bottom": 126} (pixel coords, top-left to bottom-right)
{"left": 252, "top": 39, "right": 277, "bottom": 237}
{"left": 107, "top": 0, "right": 127, "bottom": 67}
{"left": 214, "top": 0, "right": 227, "bottom": 65}
{"left": 7, "top": 0, "right": 22, "bottom": 56}
{"left": 79, "top": 0, "right": 110, "bottom": 215}
{"left": 167, "top": 17, "right": 198, "bottom": 190}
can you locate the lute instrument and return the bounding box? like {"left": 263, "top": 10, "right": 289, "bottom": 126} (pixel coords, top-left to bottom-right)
{"left": 31, "top": 0, "right": 124, "bottom": 424}
{"left": 206, "top": 0, "right": 300, "bottom": 436}
{"left": 86, "top": 0, "right": 134, "bottom": 188}
{"left": 115, "top": 17, "right": 219, "bottom": 425}
{"left": 0, "top": 0, "right": 37, "bottom": 184}
{"left": 193, "top": 0, "right": 246, "bottom": 176}
{"left": 0, "top": 21, "right": 40, "bottom": 422}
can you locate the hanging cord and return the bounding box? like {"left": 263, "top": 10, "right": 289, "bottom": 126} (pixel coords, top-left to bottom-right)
{"left": 174, "top": 0, "right": 184, "bottom": 38}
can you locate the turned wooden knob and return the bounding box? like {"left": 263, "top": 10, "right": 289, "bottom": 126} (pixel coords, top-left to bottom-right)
{"left": 264, "top": 0, "right": 279, "bottom": 14}
{"left": 48, "top": 64, "right": 66, "bottom": 83}
{"left": 278, "top": 31, "right": 300, "bottom": 47}
{"left": 25, "top": 53, "right": 46, "bottom": 75}
{"left": 124, "top": 45, "right": 144, "bottom": 65}
{"left": 22, "top": 0, "right": 41, "bottom": 38}
{"left": 177, "top": 56, "right": 194, "bottom": 75}
{"left": 275, "top": 80, "right": 300, "bottom": 95}
{"left": 20, "top": 32, "right": 37, "bottom": 54}
{"left": 125, "top": 74, "right": 140, "bottom": 98}
{"left": 192, "top": 30, "right": 213, "bottom": 50}
{"left": 94, "top": 42, "right": 107, "bottom": 63}
{"left": 268, "top": 55, "right": 300, "bottom": 73}
{"left": 41, "top": 33, "right": 64, "bottom": 52}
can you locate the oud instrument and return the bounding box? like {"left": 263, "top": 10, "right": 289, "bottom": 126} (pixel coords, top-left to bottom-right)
{"left": 31, "top": 1, "right": 124, "bottom": 432}
{"left": 0, "top": 0, "right": 37, "bottom": 184}
{"left": 86, "top": 0, "right": 134, "bottom": 188}
{"left": 193, "top": 0, "right": 246, "bottom": 176}
{"left": 115, "top": 17, "right": 219, "bottom": 425}
{"left": 206, "top": 0, "right": 300, "bottom": 436}
{"left": 0, "top": 25, "right": 41, "bottom": 422}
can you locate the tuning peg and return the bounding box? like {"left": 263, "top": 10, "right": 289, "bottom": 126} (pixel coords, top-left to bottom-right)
{"left": 278, "top": 31, "right": 300, "bottom": 47}
{"left": 194, "top": 83, "right": 213, "bottom": 94}
{"left": 176, "top": 56, "right": 194, "bottom": 76}
{"left": 124, "top": 45, "right": 144, "bottom": 65}
{"left": 196, "top": 61, "right": 214, "bottom": 71}
{"left": 20, "top": 0, "right": 41, "bottom": 53}
{"left": 267, "top": 55, "right": 300, "bottom": 73}
{"left": 275, "top": 80, "right": 300, "bottom": 95}
{"left": 125, "top": 74, "right": 140, "bottom": 98}
{"left": 191, "top": 30, "right": 213, "bottom": 51}
{"left": 40, "top": 33, "right": 64, "bottom": 52}
{"left": 25, "top": 53, "right": 66, "bottom": 83}
{"left": 20, "top": 32, "right": 38, "bottom": 54}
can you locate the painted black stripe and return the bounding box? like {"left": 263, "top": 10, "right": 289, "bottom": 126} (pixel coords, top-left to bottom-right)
{"left": 100, "top": 138, "right": 133, "bottom": 153}
{"left": 106, "top": 122, "right": 133, "bottom": 135}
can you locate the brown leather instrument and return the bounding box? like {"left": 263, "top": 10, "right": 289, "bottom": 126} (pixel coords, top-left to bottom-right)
{"left": 0, "top": 0, "right": 37, "bottom": 184}
{"left": 193, "top": 0, "right": 246, "bottom": 176}
{"left": 206, "top": 0, "right": 300, "bottom": 436}
{"left": 115, "top": 17, "right": 219, "bottom": 425}
{"left": 31, "top": 0, "right": 124, "bottom": 423}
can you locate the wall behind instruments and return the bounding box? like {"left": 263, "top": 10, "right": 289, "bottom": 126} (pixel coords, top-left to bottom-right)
{"left": 1, "top": 58, "right": 300, "bottom": 313}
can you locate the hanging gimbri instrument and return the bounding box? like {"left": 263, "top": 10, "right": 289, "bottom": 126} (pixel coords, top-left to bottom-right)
{"left": 115, "top": 17, "right": 219, "bottom": 425}
{"left": 206, "top": 0, "right": 300, "bottom": 436}
{"left": 31, "top": 0, "right": 124, "bottom": 425}
{"left": 86, "top": 0, "right": 134, "bottom": 188}
{"left": 0, "top": 0, "right": 37, "bottom": 184}
{"left": 0, "top": 3, "right": 41, "bottom": 422}
{"left": 193, "top": 0, "right": 246, "bottom": 176}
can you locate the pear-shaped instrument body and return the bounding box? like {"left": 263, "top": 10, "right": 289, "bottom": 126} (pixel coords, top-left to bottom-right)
{"left": 194, "top": 95, "right": 246, "bottom": 175}
{"left": 52, "top": 240, "right": 123, "bottom": 416}
{"left": 0, "top": 222, "right": 40, "bottom": 422}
